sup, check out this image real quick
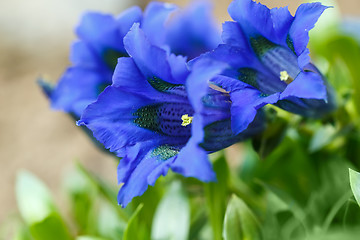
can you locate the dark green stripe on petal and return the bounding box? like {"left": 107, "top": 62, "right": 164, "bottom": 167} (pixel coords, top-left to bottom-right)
{"left": 151, "top": 145, "right": 180, "bottom": 160}
{"left": 238, "top": 68, "right": 259, "bottom": 88}
{"left": 102, "top": 48, "right": 128, "bottom": 70}
{"left": 147, "top": 77, "right": 185, "bottom": 93}
{"left": 249, "top": 36, "right": 276, "bottom": 56}
{"left": 286, "top": 34, "right": 296, "bottom": 55}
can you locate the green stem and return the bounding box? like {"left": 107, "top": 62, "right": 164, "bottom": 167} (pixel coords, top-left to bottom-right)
{"left": 322, "top": 190, "right": 353, "bottom": 232}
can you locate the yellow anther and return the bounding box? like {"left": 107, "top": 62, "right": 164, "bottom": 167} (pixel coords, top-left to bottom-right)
{"left": 280, "top": 71, "right": 290, "bottom": 82}
{"left": 181, "top": 114, "right": 193, "bottom": 126}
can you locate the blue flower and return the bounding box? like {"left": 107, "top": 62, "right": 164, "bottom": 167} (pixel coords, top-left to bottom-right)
{"left": 39, "top": 2, "right": 221, "bottom": 119}
{"left": 195, "top": 0, "right": 336, "bottom": 134}
{"left": 164, "top": 1, "right": 221, "bottom": 59}
{"left": 78, "top": 24, "right": 264, "bottom": 207}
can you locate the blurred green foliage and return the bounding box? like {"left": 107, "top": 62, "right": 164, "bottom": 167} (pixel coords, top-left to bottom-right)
{"left": 2, "top": 4, "right": 360, "bottom": 240}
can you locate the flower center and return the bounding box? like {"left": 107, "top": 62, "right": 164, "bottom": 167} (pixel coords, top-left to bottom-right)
{"left": 181, "top": 114, "right": 193, "bottom": 126}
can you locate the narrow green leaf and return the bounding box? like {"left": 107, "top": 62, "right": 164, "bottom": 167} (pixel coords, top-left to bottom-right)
{"left": 151, "top": 181, "right": 190, "bottom": 240}
{"left": 223, "top": 195, "right": 261, "bottom": 240}
{"left": 16, "top": 170, "right": 72, "bottom": 240}
{"left": 349, "top": 168, "right": 360, "bottom": 207}
{"left": 123, "top": 204, "right": 148, "bottom": 240}
{"left": 204, "top": 153, "right": 229, "bottom": 240}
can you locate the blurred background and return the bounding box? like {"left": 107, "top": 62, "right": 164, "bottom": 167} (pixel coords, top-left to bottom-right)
{"left": 0, "top": 0, "right": 359, "bottom": 224}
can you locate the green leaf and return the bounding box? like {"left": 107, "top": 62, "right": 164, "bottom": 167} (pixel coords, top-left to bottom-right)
{"left": 13, "top": 226, "right": 32, "bottom": 240}
{"left": 349, "top": 168, "right": 360, "bottom": 207}
{"left": 151, "top": 181, "right": 190, "bottom": 240}
{"left": 16, "top": 170, "right": 72, "bottom": 240}
{"left": 64, "top": 166, "right": 97, "bottom": 234}
{"left": 204, "top": 153, "right": 229, "bottom": 240}
{"left": 309, "top": 124, "right": 337, "bottom": 152}
{"left": 76, "top": 162, "right": 129, "bottom": 222}
{"left": 223, "top": 195, "right": 261, "bottom": 240}
{"left": 97, "top": 202, "right": 126, "bottom": 240}
{"left": 123, "top": 204, "right": 148, "bottom": 240}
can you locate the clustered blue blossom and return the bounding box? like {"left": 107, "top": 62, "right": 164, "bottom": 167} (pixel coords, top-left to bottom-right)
{"left": 40, "top": 0, "right": 336, "bottom": 207}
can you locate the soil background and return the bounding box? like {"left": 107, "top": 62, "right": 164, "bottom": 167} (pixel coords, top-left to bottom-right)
{"left": 0, "top": 0, "right": 359, "bottom": 224}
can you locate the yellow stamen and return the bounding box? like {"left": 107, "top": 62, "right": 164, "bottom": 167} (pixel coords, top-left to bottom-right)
{"left": 280, "top": 71, "right": 290, "bottom": 82}
{"left": 181, "top": 114, "right": 193, "bottom": 126}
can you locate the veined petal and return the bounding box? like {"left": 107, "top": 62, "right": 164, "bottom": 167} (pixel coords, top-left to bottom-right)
{"left": 289, "top": 3, "right": 329, "bottom": 55}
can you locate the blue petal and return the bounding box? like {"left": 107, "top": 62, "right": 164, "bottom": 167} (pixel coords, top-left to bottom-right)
{"left": 117, "top": 143, "right": 175, "bottom": 207}
{"left": 297, "top": 48, "right": 311, "bottom": 70}
{"left": 76, "top": 12, "right": 126, "bottom": 54}
{"left": 169, "top": 59, "right": 229, "bottom": 182}
{"left": 142, "top": 2, "right": 178, "bottom": 47}
{"left": 228, "top": 0, "right": 293, "bottom": 45}
{"left": 171, "top": 116, "right": 216, "bottom": 182}
{"left": 78, "top": 87, "right": 163, "bottom": 153}
{"left": 167, "top": 54, "right": 190, "bottom": 83}
{"left": 115, "top": 6, "right": 142, "bottom": 37}
{"left": 230, "top": 89, "right": 279, "bottom": 134}
{"left": 111, "top": 57, "right": 161, "bottom": 97}
{"left": 289, "top": 3, "right": 329, "bottom": 55}
{"left": 112, "top": 57, "right": 188, "bottom": 101}
{"left": 51, "top": 67, "right": 110, "bottom": 117}
{"left": 165, "top": 1, "right": 221, "bottom": 59}
{"left": 70, "top": 41, "right": 99, "bottom": 68}
{"left": 186, "top": 59, "right": 229, "bottom": 111}
{"left": 191, "top": 44, "right": 256, "bottom": 79}
{"left": 123, "top": 23, "right": 175, "bottom": 83}
{"left": 79, "top": 84, "right": 192, "bottom": 154}
{"left": 221, "top": 21, "right": 249, "bottom": 49}
{"left": 280, "top": 71, "right": 327, "bottom": 101}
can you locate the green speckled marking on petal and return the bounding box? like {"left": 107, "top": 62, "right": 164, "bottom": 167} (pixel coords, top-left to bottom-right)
{"left": 249, "top": 36, "right": 276, "bottom": 57}
{"left": 133, "top": 104, "right": 162, "bottom": 133}
{"left": 147, "top": 77, "right": 183, "bottom": 93}
{"left": 238, "top": 68, "right": 259, "bottom": 88}
{"left": 151, "top": 145, "right": 180, "bottom": 160}
{"left": 286, "top": 34, "right": 296, "bottom": 55}
{"left": 102, "top": 48, "right": 128, "bottom": 70}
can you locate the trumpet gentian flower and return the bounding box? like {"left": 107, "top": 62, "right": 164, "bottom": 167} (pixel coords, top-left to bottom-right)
{"left": 39, "top": 1, "right": 221, "bottom": 118}
{"left": 78, "top": 24, "right": 263, "bottom": 207}
{"left": 197, "top": 0, "right": 336, "bottom": 134}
